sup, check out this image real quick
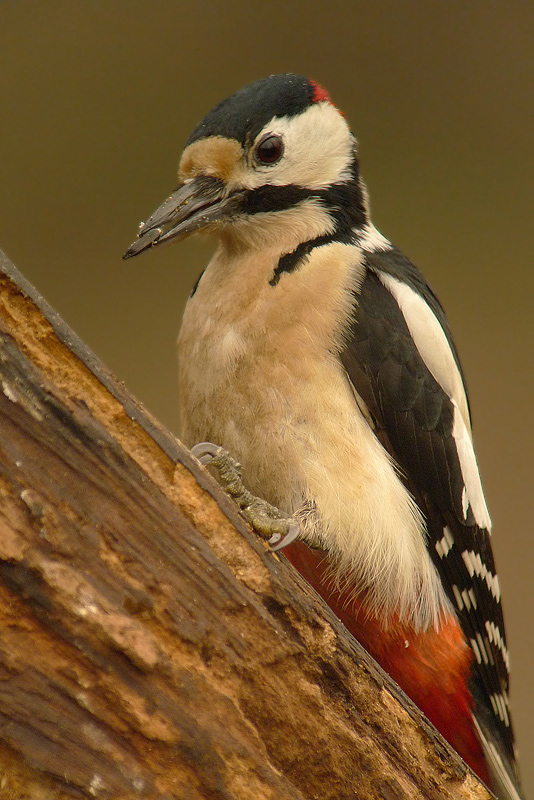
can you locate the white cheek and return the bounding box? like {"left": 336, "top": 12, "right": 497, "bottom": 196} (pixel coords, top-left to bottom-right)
{"left": 237, "top": 103, "right": 354, "bottom": 190}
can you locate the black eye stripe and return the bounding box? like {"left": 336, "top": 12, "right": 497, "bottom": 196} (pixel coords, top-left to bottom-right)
{"left": 255, "top": 133, "right": 284, "bottom": 165}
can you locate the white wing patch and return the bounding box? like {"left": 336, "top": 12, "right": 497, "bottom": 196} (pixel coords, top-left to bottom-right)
{"left": 378, "top": 273, "right": 491, "bottom": 531}
{"left": 453, "top": 402, "right": 492, "bottom": 530}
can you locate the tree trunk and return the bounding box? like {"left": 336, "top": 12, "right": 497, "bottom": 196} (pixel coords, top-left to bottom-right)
{"left": 0, "top": 250, "right": 491, "bottom": 800}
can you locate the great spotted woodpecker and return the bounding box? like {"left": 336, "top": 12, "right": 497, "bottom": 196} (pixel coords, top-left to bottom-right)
{"left": 124, "top": 74, "right": 524, "bottom": 799}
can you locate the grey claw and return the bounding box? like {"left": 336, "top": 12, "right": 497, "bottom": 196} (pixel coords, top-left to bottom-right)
{"left": 190, "top": 442, "right": 298, "bottom": 553}
{"left": 191, "top": 442, "right": 222, "bottom": 465}
{"left": 268, "top": 522, "right": 300, "bottom": 552}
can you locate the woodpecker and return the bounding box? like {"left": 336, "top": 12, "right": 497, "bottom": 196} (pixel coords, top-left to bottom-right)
{"left": 124, "top": 74, "right": 524, "bottom": 799}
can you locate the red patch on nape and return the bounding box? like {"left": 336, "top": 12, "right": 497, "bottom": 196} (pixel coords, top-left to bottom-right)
{"left": 310, "top": 80, "right": 332, "bottom": 104}
{"left": 310, "top": 80, "right": 345, "bottom": 116}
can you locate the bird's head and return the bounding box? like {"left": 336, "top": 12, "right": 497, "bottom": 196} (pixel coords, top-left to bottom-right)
{"left": 124, "top": 74, "right": 367, "bottom": 259}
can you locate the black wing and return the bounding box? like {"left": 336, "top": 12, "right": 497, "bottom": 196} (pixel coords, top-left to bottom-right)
{"left": 340, "top": 247, "right": 516, "bottom": 770}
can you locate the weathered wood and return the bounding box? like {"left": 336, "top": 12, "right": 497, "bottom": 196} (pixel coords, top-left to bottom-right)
{"left": 0, "top": 250, "right": 491, "bottom": 799}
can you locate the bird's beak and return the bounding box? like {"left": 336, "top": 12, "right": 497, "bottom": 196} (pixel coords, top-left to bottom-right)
{"left": 123, "top": 175, "right": 242, "bottom": 259}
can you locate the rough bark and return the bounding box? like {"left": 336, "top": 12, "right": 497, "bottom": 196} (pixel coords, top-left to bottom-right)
{"left": 0, "top": 250, "right": 491, "bottom": 800}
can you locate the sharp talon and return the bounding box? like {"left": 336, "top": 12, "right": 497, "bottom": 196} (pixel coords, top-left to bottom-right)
{"left": 269, "top": 522, "right": 300, "bottom": 552}
{"left": 191, "top": 442, "right": 222, "bottom": 465}
{"left": 190, "top": 442, "right": 297, "bottom": 552}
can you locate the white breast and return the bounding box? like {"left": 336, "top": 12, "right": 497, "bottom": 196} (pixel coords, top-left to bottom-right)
{"left": 178, "top": 241, "right": 449, "bottom": 630}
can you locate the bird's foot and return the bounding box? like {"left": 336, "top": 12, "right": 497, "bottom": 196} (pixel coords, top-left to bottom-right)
{"left": 190, "top": 442, "right": 300, "bottom": 551}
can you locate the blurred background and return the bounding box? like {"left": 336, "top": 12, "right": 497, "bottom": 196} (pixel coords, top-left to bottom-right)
{"left": 1, "top": 1, "right": 532, "bottom": 792}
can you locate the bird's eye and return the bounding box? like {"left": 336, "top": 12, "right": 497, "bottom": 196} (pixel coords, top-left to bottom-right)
{"left": 255, "top": 134, "right": 284, "bottom": 165}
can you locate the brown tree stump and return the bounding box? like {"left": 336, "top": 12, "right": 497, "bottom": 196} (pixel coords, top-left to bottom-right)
{"left": 0, "top": 250, "right": 491, "bottom": 799}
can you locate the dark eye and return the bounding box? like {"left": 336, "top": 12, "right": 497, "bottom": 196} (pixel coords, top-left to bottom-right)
{"left": 255, "top": 134, "right": 284, "bottom": 165}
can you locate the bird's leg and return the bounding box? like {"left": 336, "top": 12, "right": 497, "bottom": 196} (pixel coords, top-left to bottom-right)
{"left": 190, "top": 442, "right": 300, "bottom": 551}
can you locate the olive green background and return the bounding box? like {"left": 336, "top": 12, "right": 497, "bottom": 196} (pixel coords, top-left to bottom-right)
{"left": 1, "top": 1, "right": 532, "bottom": 791}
